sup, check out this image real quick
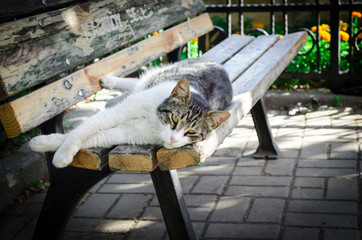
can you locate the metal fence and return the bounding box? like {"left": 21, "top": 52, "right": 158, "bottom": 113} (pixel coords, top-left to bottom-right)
{"left": 205, "top": 1, "right": 362, "bottom": 94}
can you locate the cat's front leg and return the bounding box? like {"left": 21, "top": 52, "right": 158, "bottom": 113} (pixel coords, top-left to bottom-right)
{"left": 29, "top": 133, "right": 65, "bottom": 152}
{"left": 100, "top": 76, "right": 138, "bottom": 91}
{"left": 52, "top": 134, "right": 82, "bottom": 168}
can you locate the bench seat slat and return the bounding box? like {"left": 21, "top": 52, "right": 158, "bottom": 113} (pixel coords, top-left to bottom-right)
{"left": 223, "top": 35, "right": 281, "bottom": 81}
{"left": 0, "top": 0, "right": 205, "bottom": 100}
{"left": 0, "top": 13, "right": 213, "bottom": 139}
{"left": 200, "top": 35, "right": 254, "bottom": 64}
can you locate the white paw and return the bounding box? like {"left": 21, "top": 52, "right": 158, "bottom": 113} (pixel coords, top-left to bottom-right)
{"left": 52, "top": 140, "right": 81, "bottom": 168}
{"left": 29, "top": 134, "right": 65, "bottom": 152}
{"left": 100, "top": 76, "right": 116, "bottom": 89}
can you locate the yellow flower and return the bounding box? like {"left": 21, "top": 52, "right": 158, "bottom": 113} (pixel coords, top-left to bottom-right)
{"left": 320, "top": 30, "right": 331, "bottom": 41}
{"left": 340, "top": 31, "right": 349, "bottom": 41}
{"left": 252, "top": 22, "right": 264, "bottom": 29}
{"left": 192, "top": 37, "right": 199, "bottom": 43}
{"left": 320, "top": 24, "right": 330, "bottom": 31}
{"left": 151, "top": 31, "right": 159, "bottom": 36}
{"left": 352, "top": 11, "right": 362, "bottom": 18}
{"left": 340, "top": 21, "right": 348, "bottom": 32}
{"left": 311, "top": 26, "right": 317, "bottom": 32}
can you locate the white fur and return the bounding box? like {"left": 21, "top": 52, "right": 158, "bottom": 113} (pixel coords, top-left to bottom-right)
{"left": 30, "top": 81, "right": 188, "bottom": 168}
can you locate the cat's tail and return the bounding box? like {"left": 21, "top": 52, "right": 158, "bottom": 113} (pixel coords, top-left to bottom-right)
{"left": 29, "top": 133, "right": 65, "bottom": 152}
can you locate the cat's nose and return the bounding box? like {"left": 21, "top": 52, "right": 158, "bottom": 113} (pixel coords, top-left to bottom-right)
{"left": 170, "top": 136, "right": 178, "bottom": 144}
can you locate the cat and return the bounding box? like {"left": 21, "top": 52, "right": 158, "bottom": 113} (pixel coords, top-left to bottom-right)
{"left": 29, "top": 58, "right": 233, "bottom": 168}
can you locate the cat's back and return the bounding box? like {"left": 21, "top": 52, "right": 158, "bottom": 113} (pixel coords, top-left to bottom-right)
{"left": 139, "top": 58, "right": 233, "bottom": 110}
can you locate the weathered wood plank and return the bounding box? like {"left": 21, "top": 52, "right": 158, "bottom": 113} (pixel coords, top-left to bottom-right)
{"left": 0, "top": 0, "right": 205, "bottom": 99}
{"left": 0, "top": 14, "right": 213, "bottom": 138}
{"left": 109, "top": 145, "right": 159, "bottom": 172}
{"left": 200, "top": 34, "right": 254, "bottom": 64}
{"left": 0, "top": 0, "right": 81, "bottom": 21}
{"left": 223, "top": 35, "right": 281, "bottom": 81}
{"left": 72, "top": 147, "right": 111, "bottom": 170}
{"left": 157, "top": 146, "right": 200, "bottom": 171}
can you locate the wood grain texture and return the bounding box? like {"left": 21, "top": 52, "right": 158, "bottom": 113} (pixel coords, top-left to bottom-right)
{"left": 0, "top": 14, "right": 213, "bottom": 138}
{"left": 223, "top": 34, "right": 280, "bottom": 81}
{"left": 157, "top": 146, "right": 200, "bottom": 171}
{"left": 0, "top": 0, "right": 81, "bottom": 20}
{"left": 108, "top": 145, "right": 159, "bottom": 172}
{"left": 200, "top": 34, "right": 254, "bottom": 64}
{"left": 72, "top": 147, "right": 111, "bottom": 170}
{"left": 0, "top": 0, "right": 205, "bottom": 99}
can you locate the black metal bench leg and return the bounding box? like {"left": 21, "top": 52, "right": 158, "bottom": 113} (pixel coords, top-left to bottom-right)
{"left": 250, "top": 98, "right": 280, "bottom": 159}
{"left": 149, "top": 167, "right": 196, "bottom": 240}
{"left": 32, "top": 114, "right": 112, "bottom": 240}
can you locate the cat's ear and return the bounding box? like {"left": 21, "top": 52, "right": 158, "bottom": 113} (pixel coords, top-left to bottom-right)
{"left": 206, "top": 111, "right": 230, "bottom": 129}
{"left": 171, "top": 78, "right": 191, "bottom": 100}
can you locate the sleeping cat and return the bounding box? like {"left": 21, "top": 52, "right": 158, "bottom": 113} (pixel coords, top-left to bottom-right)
{"left": 29, "top": 58, "right": 233, "bottom": 168}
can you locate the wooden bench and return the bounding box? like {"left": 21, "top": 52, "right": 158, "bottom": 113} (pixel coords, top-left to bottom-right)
{"left": 0, "top": 0, "right": 307, "bottom": 239}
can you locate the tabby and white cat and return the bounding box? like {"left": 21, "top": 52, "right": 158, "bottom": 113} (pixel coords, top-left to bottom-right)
{"left": 29, "top": 58, "right": 233, "bottom": 168}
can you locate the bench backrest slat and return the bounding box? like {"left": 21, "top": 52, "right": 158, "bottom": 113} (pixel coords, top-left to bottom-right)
{"left": 0, "top": 0, "right": 205, "bottom": 100}
{"left": 0, "top": 14, "right": 214, "bottom": 138}
{"left": 0, "top": 0, "right": 80, "bottom": 20}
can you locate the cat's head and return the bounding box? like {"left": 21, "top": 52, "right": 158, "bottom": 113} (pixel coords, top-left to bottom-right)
{"left": 157, "top": 78, "right": 230, "bottom": 149}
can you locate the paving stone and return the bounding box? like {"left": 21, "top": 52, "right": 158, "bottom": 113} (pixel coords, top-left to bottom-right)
{"left": 191, "top": 176, "right": 228, "bottom": 194}
{"left": 106, "top": 194, "right": 152, "bottom": 219}
{"left": 276, "top": 127, "right": 304, "bottom": 141}
{"left": 230, "top": 176, "right": 292, "bottom": 186}
{"left": 209, "top": 196, "right": 251, "bottom": 222}
{"left": 283, "top": 227, "right": 319, "bottom": 240}
{"left": 265, "top": 159, "right": 295, "bottom": 176}
{"left": 187, "top": 207, "right": 211, "bottom": 221}
{"left": 330, "top": 142, "right": 357, "bottom": 159}
{"left": 65, "top": 218, "right": 134, "bottom": 233}
{"left": 294, "top": 177, "right": 324, "bottom": 188}
{"left": 292, "top": 188, "right": 324, "bottom": 199}
{"left": 304, "top": 128, "right": 354, "bottom": 142}
{"left": 141, "top": 206, "right": 163, "bottom": 220}
{"left": 323, "top": 229, "right": 360, "bottom": 240}
{"left": 233, "top": 166, "right": 263, "bottom": 176}
{"left": 107, "top": 173, "right": 152, "bottom": 184}
{"left": 178, "top": 175, "right": 198, "bottom": 193}
{"left": 225, "top": 186, "right": 289, "bottom": 198}
{"left": 127, "top": 220, "right": 165, "bottom": 240}
{"left": 284, "top": 212, "right": 357, "bottom": 228}
{"left": 63, "top": 232, "right": 126, "bottom": 240}
{"left": 204, "top": 156, "right": 238, "bottom": 165}
{"left": 178, "top": 164, "right": 233, "bottom": 175}
{"left": 326, "top": 178, "right": 358, "bottom": 200}
{"left": 295, "top": 168, "right": 355, "bottom": 177}
{"left": 275, "top": 140, "right": 302, "bottom": 150}
{"left": 183, "top": 195, "right": 217, "bottom": 208}
{"left": 288, "top": 200, "right": 357, "bottom": 214}
{"left": 300, "top": 142, "right": 328, "bottom": 159}
{"left": 237, "top": 157, "right": 265, "bottom": 167}
{"left": 74, "top": 193, "right": 119, "bottom": 218}
{"left": 247, "top": 198, "right": 285, "bottom": 223}
{"left": 298, "top": 159, "right": 356, "bottom": 168}
{"left": 205, "top": 223, "right": 280, "bottom": 239}
{"left": 98, "top": 183, "right": 155, "bottom": 193}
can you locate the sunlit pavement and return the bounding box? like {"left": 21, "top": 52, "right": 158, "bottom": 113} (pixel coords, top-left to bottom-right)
{"left": 1, "top": 90, "right": 361, "bottom": 240}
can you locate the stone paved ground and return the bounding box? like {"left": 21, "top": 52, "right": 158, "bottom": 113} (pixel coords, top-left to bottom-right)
{"left": 0, "top": 95, "right": 361, "bottom": 239}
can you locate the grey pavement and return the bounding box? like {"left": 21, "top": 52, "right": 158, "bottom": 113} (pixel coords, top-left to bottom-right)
{"left": 0, "top": 89, "right": 361, "bottom": 240}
